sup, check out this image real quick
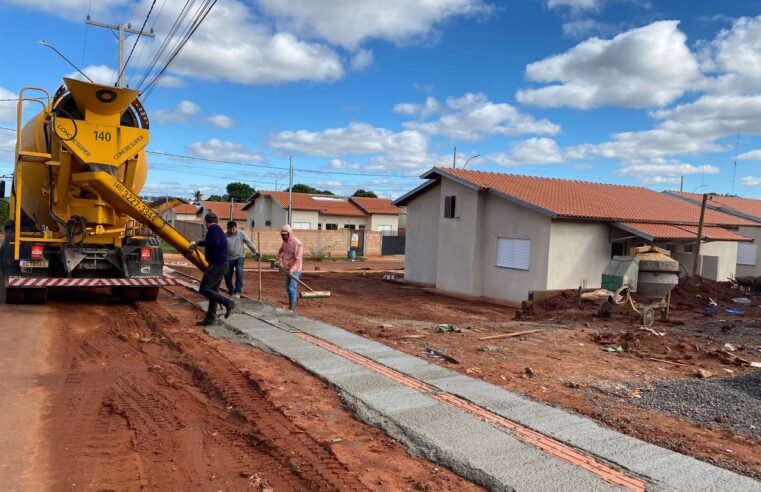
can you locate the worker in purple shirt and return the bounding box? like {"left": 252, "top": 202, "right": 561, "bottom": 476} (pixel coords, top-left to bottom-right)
{"left": 189, "top": 212, "right": 235, "bottom": 325}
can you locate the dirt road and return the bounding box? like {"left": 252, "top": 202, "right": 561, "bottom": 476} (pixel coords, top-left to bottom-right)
{"left": 171, "top": 266, "right": 761, "bottom": 479}
{"left": 0, "top": 289, "right": 481, "bottom": 491}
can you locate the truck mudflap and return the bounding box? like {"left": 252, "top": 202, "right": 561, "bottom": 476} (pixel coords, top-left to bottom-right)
{"left": 7, "top": 277, "right": 178, "bottom": 287}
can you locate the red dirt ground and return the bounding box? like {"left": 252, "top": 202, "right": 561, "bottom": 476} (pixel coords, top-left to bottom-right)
{"left": 0, "top": 289, "right": 483, "bottom": 491}
{"left": 172, "top": 265, "right": 761, "bottom": 479}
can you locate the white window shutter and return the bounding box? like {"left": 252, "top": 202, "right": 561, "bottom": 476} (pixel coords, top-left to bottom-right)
{"left": 737, "top": 242, "right": 757, "bottom": 266}
{"left": 496, "top": 238, "right": 530, "bottom": 270}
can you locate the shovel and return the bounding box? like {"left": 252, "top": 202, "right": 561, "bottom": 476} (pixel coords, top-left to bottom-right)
{"left": 278, "top": 266, "right": 331, "bottom": 299}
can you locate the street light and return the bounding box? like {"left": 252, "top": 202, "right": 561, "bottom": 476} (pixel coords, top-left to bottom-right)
{"left": 463, "top": 154, "right": 480, "bottom": 169}
{"left": 692, "top": 185, "right": 708, "bottom": 193}
{"left": 37, "top": 40, "right": 94, "bottom": 83}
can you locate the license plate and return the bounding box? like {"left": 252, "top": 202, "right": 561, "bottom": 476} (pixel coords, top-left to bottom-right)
{"left": 20, "top": 260, "right": 49, "bottom": 268}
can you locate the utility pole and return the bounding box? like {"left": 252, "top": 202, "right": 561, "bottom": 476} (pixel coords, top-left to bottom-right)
{"left": 679, "top": 176, "right": 683, "bottom": 192}
{"left": 85, "top": 16, "right": 154, "bottom": 87}
{"left": 288, "top": 156, "right": 294, "bottom": 225}
{"left": 452, "top": 146, "right": 457, "bottom": 169}
{"left": 230, "top": 197, "right": 234, "bottom": 222}
{"left": 692, "top": 193, "right": 711, "bottom": 276}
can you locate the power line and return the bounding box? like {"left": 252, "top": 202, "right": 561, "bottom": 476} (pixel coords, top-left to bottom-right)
{"left": 146, "top": 150, "right": 417, "bottom": 178}
{"left": 117, "top": 0, "right": 157, "bottom": 85}
{"left": 128, "top": 0, "right": 168, "bottom": 87}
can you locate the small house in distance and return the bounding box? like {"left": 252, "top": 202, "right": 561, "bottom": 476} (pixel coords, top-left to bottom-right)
{"left": 163, "top": 203, "right": 199, "bottom": 225}
{"left": 665, "top": 191, "right": 761, "bottom": 277}
{"left": 242, "top": 191, "right": 403, "bottom": 232}
{"left": 395, "top": 168, "right": 756, "bottom": 303}
{"left": 196, "top": 201, "right": 248, "bottom": 223}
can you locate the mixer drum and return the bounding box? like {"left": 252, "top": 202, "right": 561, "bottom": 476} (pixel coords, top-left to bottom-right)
{"left": 636, "top": 251, "right": 679, "bottom": 299}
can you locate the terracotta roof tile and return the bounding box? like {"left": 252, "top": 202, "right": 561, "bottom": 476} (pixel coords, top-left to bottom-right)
{"left": 254, "top": 192, "right": 367, "bottom": 217}
{"left": 437, "top": 168, "right": 756, "bottom": 226}
{"left": 198, "top": 201, "right": 247, "bottom": 221}
{"left": 618, "top": 222, "right": 752, "bottom": 241}
{"left": 172, "top": 203, "right": 199, "bottom": 214}
{"left": 349, "top": 197, "right": 403, "bottom": 215}
{"left": 668, "top": 191, "right": 761, "bottom": 222}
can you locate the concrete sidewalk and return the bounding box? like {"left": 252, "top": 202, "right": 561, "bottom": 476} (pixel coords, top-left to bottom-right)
{"left": 205, "top": 299, "right": 761, "bottom": 492}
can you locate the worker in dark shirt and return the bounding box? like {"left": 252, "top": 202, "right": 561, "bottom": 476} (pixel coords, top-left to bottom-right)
{"left": 190, "top": 212, "right": 235, "bottom": 325}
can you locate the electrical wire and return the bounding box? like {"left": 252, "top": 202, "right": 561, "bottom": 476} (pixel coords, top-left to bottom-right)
{"left": 117, "top": 0, "right": 157, "bottom": 86}
{"left": 128, "top": 0, "right": 168, "bottom": 87}
{"left": 80, "top": 0, "right": 92, "bottom": 66}
{"left": 141, "top": 0, "right": 217, "bottom": 99}
{"left": 136, "top": 0, "right": 195, "bottom": 89}
{"left": 146, "top": 150, "right": 417, "bottom": 178}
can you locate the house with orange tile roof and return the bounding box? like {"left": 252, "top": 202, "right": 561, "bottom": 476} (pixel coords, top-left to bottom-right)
{"left": 665, "top": 191, "right": 761, "bottom": 277}
{"left": 163, "top": 203, "right": 200, "bottom": 225}
{"left": 196, "top": 201, "right": 248, "bottom": 223}
{"left": 241, "top": 191, "right": 403, "bottom": 233}
{"left": 395, "top": 168, "right": 757, "bottom": 302}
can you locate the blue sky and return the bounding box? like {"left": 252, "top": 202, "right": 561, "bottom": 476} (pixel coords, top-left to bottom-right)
{"left": 1, "top": 0, "right": 761, "bottom": 200}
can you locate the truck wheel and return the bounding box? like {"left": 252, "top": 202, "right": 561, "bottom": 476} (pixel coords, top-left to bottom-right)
{"left": 0, "top": 266, "right": 24, "bottom": 304}
{"left": 140, "top": 287, "right": 160, "bottom": 301}
{"left": 120, "top": 287, "right": 141, "bottom": 303}
{"left": 25, "top": 288, "right": 48, "bottom": 304}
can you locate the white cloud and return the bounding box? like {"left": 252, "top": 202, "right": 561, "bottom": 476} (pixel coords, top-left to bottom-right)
{"left": 150, "top": 0, "right": 344, "bottom": 85}
{"left": 204, "top": 114, "right": 236, "bottom": 129}
{"left": 573, "top": 163, "right": 594, "bottom": 170}
{"left": 155, "top": 75, "right": 186, "bottom": 88}
{"left": 614, "top": 158, "right": 719, "bottom": 184}
{"left": 561, "top": 18, "right": 614, "bottom": 38}
{"left": 0, "top": 86, "right": 17, "bottom": 123}
{"left": 547, "top": 0, "right": 599, "bottom": 10}
{"left": 153, "top": 100, "right": 200, "bottom": 125}
{"left": 740, "top": 176, "right": 761, "bottom": 186}
{"left": 488, "top": 138, "right": 564, "bottom": 166}
{"left": 186, "top": 138, "right": 263, "bottom": 161}
{"left": 258, "top": 0, "right": 494, "bottom": 50}
{"left": 66, "top": 65, "right": 118, "bottom": 85}
{"left": 328, "top": 159, "right": 360, "bottom": 170}
{"left": 350, "top": 49, "right": 374, "bottom": 71}
{"left": 401, "top": 93, "right": 560, "bottom": 140}
{"left": 738, "top": 149, "right": 761, "bottom": 161}
{"left": 269, "top": 121, "right": 428, "bottom": 156}
{"left": 699, "top": 16, "right": 761, "bottom": 94}
{"left": 516, "top": 21, "right": 701, "bottom": 109}
{"left": 1, "top": 0, "right": 126, "bottom": 21}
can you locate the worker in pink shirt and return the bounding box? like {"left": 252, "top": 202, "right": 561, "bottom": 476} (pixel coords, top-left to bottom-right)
{"left": 276, "top": 224, "right": 303, "bottom": 311}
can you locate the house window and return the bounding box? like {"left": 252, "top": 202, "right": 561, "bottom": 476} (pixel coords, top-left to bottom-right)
{"left": 318, "top": 224, "right": 323, "bottom": 230}
{"left": 326, "top": 223, "right": 338, "bottom": 230}
{"left": 496, "top": 238, "right": 530, "bottom": 271}
{"left": 344, "top": 224, "right": 356, "bottom": 230}
{"left": 293, "top": 222, "right": 310, "bottom": 229}
{"left": 611, "top": 242, "right": 626, "bottom": 257}
{"left": 738, "top": 242, "right": 757, "bottom": 266}
{"left": 377, "top": 225, "right": 392, "bottom": 235}
{"left": 683, "top": 243, "right": 695, "bottom": 253}
{"left": 250, "top": 220, "right": 255, "bottom": 228}
{"left": 358, "top": 225, "right": 366, "bottom": 229}
{"left": 444, "top": 195, "right": 456, "bottom": 218}
{"left": 265, "top": 220, "right": 272, "bottom": 227}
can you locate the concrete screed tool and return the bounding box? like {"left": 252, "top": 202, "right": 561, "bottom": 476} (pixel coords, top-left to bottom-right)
{"left": 278, "top": 266, "right": 331, "bottom": 299}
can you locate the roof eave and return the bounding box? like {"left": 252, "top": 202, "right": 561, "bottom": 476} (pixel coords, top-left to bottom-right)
{"left": 611, "top": 222, "right": 655, "bottom": 242}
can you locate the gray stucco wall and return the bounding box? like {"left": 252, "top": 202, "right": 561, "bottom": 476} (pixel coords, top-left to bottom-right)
{"left": 547, "top": 221, "right": 611, "bottom": 290}
{"left": 673, "top": 240, "right": 738, "bottom": 280}
{"left": 435, "top": 180, "right": 485, "bottom": 296}
{"left": 404, "top": 183, "right": 440, "bottom": 285}
{"left": 478, "top": 193, "right": 552, "bottom": 302}
{"left": 736, "top": 226, "right": 761, "bottom": 277}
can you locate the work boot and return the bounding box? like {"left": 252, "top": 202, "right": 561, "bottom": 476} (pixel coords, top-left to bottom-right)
{"left": 234, "top": 293, "right": 241, "bottom": 299}
{"left": 224, "top": 299, "right": 235, "bottom": 319}
{"left": 288, "top": 299, "right": 297, "bottom": 312}
{"left": 195, "top": 318, "right": 217, "bottom": 326}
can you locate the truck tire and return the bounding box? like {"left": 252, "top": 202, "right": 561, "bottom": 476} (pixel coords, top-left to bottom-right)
{"left": 119, "top": 287, "right": 141, "bottom": 303}
{"left": 0, "top": 263, "right": 24, "bottom": 304}
{"left": 139, "top": 287, "right": 160, "bottom": 301}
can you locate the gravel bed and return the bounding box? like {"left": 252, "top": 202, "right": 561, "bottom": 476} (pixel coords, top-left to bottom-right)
{"left": 634, "top": 371, "right": 761, "bottom": 440}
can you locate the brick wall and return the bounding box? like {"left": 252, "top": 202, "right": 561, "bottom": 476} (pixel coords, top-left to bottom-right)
{"left": 173, "top": 222, "right": 383, "bottom": 257}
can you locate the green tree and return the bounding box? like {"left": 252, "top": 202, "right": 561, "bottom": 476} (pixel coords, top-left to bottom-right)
{"left": 192, "top": 190, "right": 203, "bottom": 204}
{"left": 226, "top": 182, "right": 255, "bottom": 202}
{"left": 0, "top": 200, "right": 8, "bottom": 226}
{"left": 206, "top": 194, "right": 225, "bottom": 202}
{"left": 290, "top": 184, "right": 334, "bottom": 195}
{"left": 352, "top": 189, "right": 377, "bottom": 198}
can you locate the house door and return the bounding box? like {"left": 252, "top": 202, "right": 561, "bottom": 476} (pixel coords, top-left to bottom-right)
{"left": 350, "top": 230, "right": 365, "bottom": 255}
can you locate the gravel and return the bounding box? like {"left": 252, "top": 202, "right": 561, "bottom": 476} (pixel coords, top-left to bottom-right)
{"left": 634, "top": 371, "right": 761, "bottom": 439}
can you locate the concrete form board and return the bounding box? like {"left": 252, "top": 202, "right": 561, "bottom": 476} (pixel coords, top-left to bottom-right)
{"left": 209, "top": 302, "right": 761, "bottom": 491}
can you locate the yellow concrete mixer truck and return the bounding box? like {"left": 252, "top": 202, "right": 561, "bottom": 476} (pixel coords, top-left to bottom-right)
{"left": 0, "top": 78, "right": 208, "bottom": 304}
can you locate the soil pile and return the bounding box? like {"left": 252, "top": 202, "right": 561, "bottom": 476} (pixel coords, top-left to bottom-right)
{"left": 519, "top": 290, "right": 585, "bottom": 318}
{"left": 669, "top": 276, "right": 742, "bottom": 309}
{"left": 592, "top": 329, "right": 699, "bottom": 361}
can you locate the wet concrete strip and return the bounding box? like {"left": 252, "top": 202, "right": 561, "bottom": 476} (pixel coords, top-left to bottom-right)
{"left": 206, "top": 299, "right": 761, "bottom": 492}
